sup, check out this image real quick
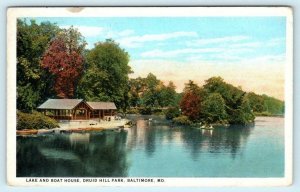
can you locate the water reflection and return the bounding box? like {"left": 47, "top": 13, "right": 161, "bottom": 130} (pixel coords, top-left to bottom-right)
{"left": 17, "top": 131, "right": 128, "bottom": 177}
{"left": 126, "top": 115, "right": 254, "bottom": 160}
{"left": 69, "top": 133, "right": 90, "bottom": 146}
{"left": 17, "top": 116, "right": 282, "bottom": 177}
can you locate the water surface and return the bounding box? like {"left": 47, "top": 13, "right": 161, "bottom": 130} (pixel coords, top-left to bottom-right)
{"left": 17, "top": 116, "right": 284, "bottom": 177}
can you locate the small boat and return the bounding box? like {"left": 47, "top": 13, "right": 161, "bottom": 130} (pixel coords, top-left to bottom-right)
{"left": 200, "top": 125, "right": 214, "bottom": 130}
{"left": 37, "top": 129, "right": 55, "bottom": 135}
{"left": 17, "top": 129, "right": 38, "bottom": 135}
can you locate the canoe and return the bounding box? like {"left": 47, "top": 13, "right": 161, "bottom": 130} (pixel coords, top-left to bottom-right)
{"left": 17, "top": 129, "right": 38, "bottom": 135}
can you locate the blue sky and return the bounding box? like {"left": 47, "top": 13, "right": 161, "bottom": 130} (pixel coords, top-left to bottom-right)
{"left": 31, "top": 17, "right": 286, "bottom": 99}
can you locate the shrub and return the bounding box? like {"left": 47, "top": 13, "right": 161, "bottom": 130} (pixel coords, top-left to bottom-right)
{"left": 126, "top": 108, "right": 139, "bottom": 114}
{"left": 165, "top": 107, "right": 180, "bottom": 120}
{"left": 152, "top": 108, "right": 163, "bottom": 115}
{"left": 139, "top": 107, "right": 152, "bottom": 115}
{"left": 173, "top": 115, "right": 192, "bottom": 126}
{"left": 17, "top": 111, "right": 59, "bottom": 130}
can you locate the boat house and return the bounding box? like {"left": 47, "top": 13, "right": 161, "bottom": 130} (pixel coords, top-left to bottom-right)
{"left": 37, "top": 99, "right": 117, "bottom": 120}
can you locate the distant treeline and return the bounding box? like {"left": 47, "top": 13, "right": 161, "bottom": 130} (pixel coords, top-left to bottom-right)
{"left": 17, "top": 19, "right": 284, "bottom": 125}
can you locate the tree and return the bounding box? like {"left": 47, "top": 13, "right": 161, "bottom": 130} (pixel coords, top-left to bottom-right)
{"left": 41, "top": 27, "right": 86, "bottom": 98}
{"left": 184, "top": 80, "right": 202, "bottom": 94}
{"left": 77, "top": 39, "right": 131, "bottom": 112}
{"left": 262, "top": 94, "right": 285, "bottom": 115}
{"left": 158, "top": 81, "right": 177, "bottom": 107}
{"left": 203, "top": 76, "right": 255, "bottom": 124}
{"left": 17, "top": 19, "right": 60, "bottom": 111}
{"left": 128, "top": 77, "right": 147, "bottom": 107}
{"left": 179, "top": 91, "right": 201, "bottom": 121}
{"left": 140, "top": 73, "right": 160, "bottom": 107}
{"left": 229, "top": 96, "right": 255, "bottom": 124}
{"left": 201, "top": 93, "right": 227, "bottom": 123}
{"left": 246, "top": 92, "right": 265, "bottom": 112}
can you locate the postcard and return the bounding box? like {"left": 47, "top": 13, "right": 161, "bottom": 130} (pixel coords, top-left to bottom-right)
{"left": 7, "top": 7, "right": 293, "bottom": 187}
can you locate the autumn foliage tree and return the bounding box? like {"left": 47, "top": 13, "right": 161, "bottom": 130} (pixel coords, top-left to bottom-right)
{"left": 41, "top": 27, "right": 86, "bottom": 98}
{"left": 179, "top": 91, "right": 201, "bottom": 121}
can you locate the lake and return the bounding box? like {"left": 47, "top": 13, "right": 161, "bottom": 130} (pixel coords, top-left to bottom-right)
{"left": 16, "top": 116, "right": 284, "bottom": 177}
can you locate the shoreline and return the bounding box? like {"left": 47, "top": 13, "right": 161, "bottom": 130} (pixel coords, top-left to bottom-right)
{"left": 17, "top": 119, "right": 131, "bottom": 136}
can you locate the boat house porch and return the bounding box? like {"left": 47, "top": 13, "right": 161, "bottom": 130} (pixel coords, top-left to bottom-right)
{"left": 38, "top": 99, "right": 117, "bottom": 121}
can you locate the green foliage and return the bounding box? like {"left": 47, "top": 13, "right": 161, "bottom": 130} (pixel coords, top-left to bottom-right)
{"left": 165, "top": 107, "right": 181, "bottom": 120}
{"left": 126, "top": 108, "right": 139, "bottom": 114}
{"left": 254, "top": 111, "right": 272, "bottom": 116}
{"left": 184, "top": 80, "right": 202, "bottom": 94}
{"left": 246, "top": 93, "right": 284, "bottom": 115}
{"left": 141, "top": 73, "right": 161, "bottom": 107}
{"left": 17, "top": 111, "right": 59, "bottom": 130}
{"left": 17, "top": 84, "right": 40, "bottom": 111}
{"left": 129, "top": 73, "right": 178, "bottom": 109}
{"left": 139, "top": 107, "right": 152, "bottom": 115}
{"left": 246, "top": 92, "right": 265, "bottom": 112}
{"left": 128, "top": 77, "right": 146, "bottom": 107}
{"left": 228, "top": 97, "right": 255, "bottom": 124}
{"left": 77, "top": 39, "right": 131, "bottom": 112}
{"left": 158, "top": 81, "right": 177, "bottom": 107}
{"left": 152, "top": 108, "right": 163, "bottom": 115}
{"left": 203, "top": 76, "right": 254, "bottom": 124}
{"left": 262, "top": 95, "right": 284, "bottom": 115}
{"left": 201, "top": 93, "right": 227, "bottom": 123}
{"left": 17, "top": 19, "right": 60, "bottom": 111}
{"left": 173, "top": 115, "right": 192, "bottom": 126}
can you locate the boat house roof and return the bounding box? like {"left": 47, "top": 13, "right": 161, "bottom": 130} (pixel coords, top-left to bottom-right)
{"left": 86, "top": 102, "right": 117, "bottom": 110}
{"left": 38, "top": 99, "right": 83, "bottom": 110}
{"left": 38, "top": 99, "right": 117, "bottom": 110}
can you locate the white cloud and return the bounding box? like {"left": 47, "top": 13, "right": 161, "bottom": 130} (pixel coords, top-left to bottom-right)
{"left": 118, "top": 29, "right": 135, "bottom": 37}
{"left": 187, "top": 35, "right": 250, "bottom": 46}
{"left": 230, "top": 42, "right": 262, "bottom": 48}
{"left": 60, "top": 25, "right": 104, "bottom": 37}
{"left": 141, "top": 47, "right": 251, "bottom": 58}
{"left": 141, "top": 48, "right": 220, "bottom": 58}
{"left": 118, "top": 31, "right": 198, "bottom": 48}
{"left": 265, "top": 37, "right": 285, "bottom": 47}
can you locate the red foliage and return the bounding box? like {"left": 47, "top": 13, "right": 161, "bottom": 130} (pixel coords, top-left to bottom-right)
{"left": 179, "top": 91, "right": 201, "bottom": 121}
{"left": 41, "top": 38, "right": 83, "bottom": 98}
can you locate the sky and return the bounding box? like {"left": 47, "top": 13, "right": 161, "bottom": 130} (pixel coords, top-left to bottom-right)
{"left": 32, "top": 17, "right": 286, "bottom": 100}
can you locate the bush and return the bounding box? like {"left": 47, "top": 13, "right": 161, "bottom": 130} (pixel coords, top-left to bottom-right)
{"left": 139, "top": 107, "right": 152, "bottom": 115}
{"left": 173, "top": 115, "right": 192, "bottom": 126}
{"left": 126, "top": 108, "right": 139, "bottom": 114}
{"left": 152, "top": 108, "right": 163, "bottom": 115}
{"left": 17, "top": 111, "right": 59, "bottom": 130}
{"left": 165, "top": 107, "right": 180, "bottom": 120}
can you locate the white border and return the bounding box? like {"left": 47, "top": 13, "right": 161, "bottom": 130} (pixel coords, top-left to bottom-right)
{"left": 7, "top": 7, "right": 293, "bottom": 187}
